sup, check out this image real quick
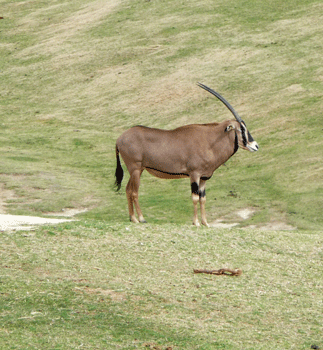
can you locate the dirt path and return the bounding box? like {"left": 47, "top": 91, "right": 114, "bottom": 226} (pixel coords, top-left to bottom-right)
{"left": 0, "top": 184, "right": 74, "bottom": 231}
{"left": 0, "top": 214, "right": 72, "bottom": 231}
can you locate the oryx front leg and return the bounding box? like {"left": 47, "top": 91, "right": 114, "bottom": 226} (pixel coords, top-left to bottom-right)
{"left": 126, "top": 169, "right": 146, "bottom": 223}
{"left": 199, "top": 179, "right": 209, "bottom": 227}
{"left": 191, "top": 181, "right": 200, "bottom": 227}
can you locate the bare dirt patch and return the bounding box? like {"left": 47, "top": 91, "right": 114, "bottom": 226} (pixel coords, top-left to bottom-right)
{"left": 210, "top": 208, "right": 255, "bottom": 228}
{"left": 249, "top": 222, "right": 296, "bottom": 231}
{"left": 74, "top": 287, "right": 126, "bottom": 302}
{"left": 45, "top": 208, "right": 88, "bottom": 217}
{"left": 0, "top": 214, "right": 73, "bottom": 232}
{"left": 210, "top": 208, "right": 296, "bottom": 231}
{"left": 0, "top": 182, "right": 83, "bottom": 231}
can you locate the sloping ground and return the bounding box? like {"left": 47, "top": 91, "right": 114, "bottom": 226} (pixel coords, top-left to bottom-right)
{"left": 0, "top": 184, "right": 71, "bottom": 230}
{"left": 0, "top": 184, "right": 86, "bottom": 230}
{"left": 0, "top": 184, "right": 294, "bottom": 231}
{"left": 0, "top": 0, "right": 322, "bottom": 229}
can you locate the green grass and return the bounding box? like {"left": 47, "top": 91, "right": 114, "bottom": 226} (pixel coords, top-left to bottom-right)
{"left": 1, "top": 0, "right": 322, "bottom": 228}
{"left": 0, "top": 0, "right": 323, "bottom": 348}
{"left": 1, "top": 222, "right": 322, "bottom": 349}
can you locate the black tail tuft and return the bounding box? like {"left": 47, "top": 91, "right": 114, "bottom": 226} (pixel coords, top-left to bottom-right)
{"left": 115, "top": 147, "right": 124, "bottom": 191}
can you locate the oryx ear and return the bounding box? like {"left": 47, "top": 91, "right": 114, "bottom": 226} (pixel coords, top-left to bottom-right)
{"left": 225, "top": 124, "right": 235, "bottom": 132}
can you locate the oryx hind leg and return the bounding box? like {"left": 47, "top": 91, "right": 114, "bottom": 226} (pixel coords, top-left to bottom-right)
{"left": 198, "top": 179, "right": 209, "bottom": 227}
{"left": 190, "top": 178, "right": 200, "bottom": 227}
{"left": 126, "top": 169, "right": 146, "bottom": 223}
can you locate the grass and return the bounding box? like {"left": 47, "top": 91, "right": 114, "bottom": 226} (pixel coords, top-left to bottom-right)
{"left": 0, "top": 0, "right": 322, "bottom": 348}
{"left": 1, "top": 221, "right": 323, "bottom": 349}
{"left": 0, "top": 0, "right": 322, "bottom": 228}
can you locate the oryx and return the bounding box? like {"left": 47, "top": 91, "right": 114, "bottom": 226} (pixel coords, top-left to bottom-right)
{"left": 115, "top": 83, "right": 258, "bottom": 226}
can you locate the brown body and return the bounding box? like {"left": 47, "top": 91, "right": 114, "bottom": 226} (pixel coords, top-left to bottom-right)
{"left": 115, "top": 84, "right": 258, "bottom": 226}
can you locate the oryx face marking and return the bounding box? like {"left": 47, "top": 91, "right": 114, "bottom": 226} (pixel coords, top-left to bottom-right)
{"left": 238, "top": 120, "right": 259, "bottom": 152}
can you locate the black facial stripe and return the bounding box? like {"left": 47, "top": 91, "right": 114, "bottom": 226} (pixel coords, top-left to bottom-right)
{"left": 241, "top": 124, "right": 248, "bottom": 146}
{"left": 233, "top": 132, "right": 239, "bottom": 155}
{"left": 191, "top": 182, "right": 199, "bottom": 195}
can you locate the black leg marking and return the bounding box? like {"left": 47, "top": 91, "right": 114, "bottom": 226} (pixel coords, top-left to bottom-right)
{"left": 199, "top": 189, "right": 206, "bottom": 198}
{"left": 191, "top": 182, "right": 199, "bottom": 195}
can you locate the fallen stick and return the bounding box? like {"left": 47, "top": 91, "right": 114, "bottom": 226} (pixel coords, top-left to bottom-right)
{"left": 193, "top": 268, "right": 242, "bottom": 276}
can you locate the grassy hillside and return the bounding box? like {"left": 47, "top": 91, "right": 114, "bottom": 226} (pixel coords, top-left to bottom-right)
{"left": 1, "top": 0, "right": 322, "bottom": 229}
{"left": 0, "top": 1, "right": 323, "bottom": 349}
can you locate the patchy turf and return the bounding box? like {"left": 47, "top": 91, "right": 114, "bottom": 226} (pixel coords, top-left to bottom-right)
{"left": 0, "top": 0, "right": 322, "bottom": 229}
{"left": 0, "top": 1, "right": 322, "bottom": 348}
{"left": 0, "top": 221, "right": 322, "bottom": 349}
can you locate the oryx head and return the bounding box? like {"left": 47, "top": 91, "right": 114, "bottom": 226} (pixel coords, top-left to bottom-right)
{"left": 197, "top": 83, "right": 259, "bottom": 152}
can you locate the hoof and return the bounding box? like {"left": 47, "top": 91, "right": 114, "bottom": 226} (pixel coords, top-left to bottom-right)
{"left": 129, "top": 216, "right": 139, "bottom": 223}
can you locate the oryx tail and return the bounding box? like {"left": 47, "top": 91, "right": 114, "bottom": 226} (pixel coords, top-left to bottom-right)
{"left": 115, "top": 146, "right": 124, "bottom": 191}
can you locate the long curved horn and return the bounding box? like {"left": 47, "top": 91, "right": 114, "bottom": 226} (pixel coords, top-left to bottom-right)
{"left": 197, "top": 82, "right": 242, "bottom": 123}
